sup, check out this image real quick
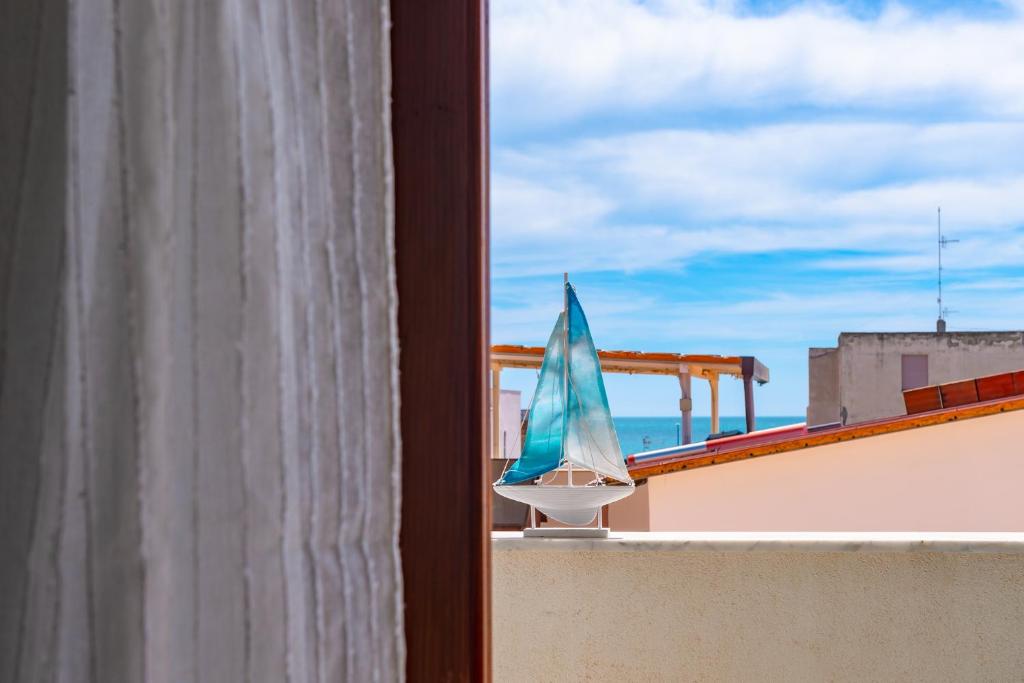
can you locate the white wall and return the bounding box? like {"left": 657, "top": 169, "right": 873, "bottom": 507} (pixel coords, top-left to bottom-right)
{"left": 499, "top": 389, "right": 522, "bottom": 458}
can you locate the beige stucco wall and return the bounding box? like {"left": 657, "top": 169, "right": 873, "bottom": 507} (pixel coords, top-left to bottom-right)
{"left": 493, "top": 536, "right": 1024, "bottom": 682}
{"left": 832, "top": 332, "right": 1024, "bottom": 424}
{"left": 616, "top": 408, "right": 1024, "bottom": 531}
{"left": 605, "top": 476, "right": 650, "bottom": 531}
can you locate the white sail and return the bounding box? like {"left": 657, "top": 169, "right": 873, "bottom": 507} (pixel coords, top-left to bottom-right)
{"left": 562, "top": 285, "right": 632, "bottom": 484}
{"left": 563, "top": 390, "right": 631, "bottom": 483}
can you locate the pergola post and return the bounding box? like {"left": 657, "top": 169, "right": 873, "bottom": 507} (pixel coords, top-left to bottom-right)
{"left": 708, "top": 373, "right": 720, "bottom": 435}
{"left": 678, "top": 367, "right": 693, "bottom": 445}
{"left": 491, "top": 365, "right": 502, "bottom": 458}
{"left": 742, "top": 356, "right": 756, "bottom": 433}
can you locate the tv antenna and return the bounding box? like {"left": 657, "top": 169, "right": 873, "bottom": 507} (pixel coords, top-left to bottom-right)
{"left": 936, "top": 207, "right": 958, "bottom": 332}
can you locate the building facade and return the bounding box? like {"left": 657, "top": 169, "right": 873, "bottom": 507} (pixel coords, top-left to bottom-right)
{"left": 807, "top": 332, "right": 1024, "bottom": 426}
{"left": 496, "top": 389, "right": 523, "bottom": 459}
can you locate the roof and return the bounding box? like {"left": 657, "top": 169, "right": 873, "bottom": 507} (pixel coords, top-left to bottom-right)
{"left": 491, "top": 345, "right": 769, "bottom": 382}
{"left": 904, "top": 370, "right": 1024, "bottom": 414}
{"left": 626, "top": 377, "right": 1024, "bottom": 481}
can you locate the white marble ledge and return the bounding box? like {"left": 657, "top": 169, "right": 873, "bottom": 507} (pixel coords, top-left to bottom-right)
{"left": 492, "top": 531, "right": 1024, "bottom": 554}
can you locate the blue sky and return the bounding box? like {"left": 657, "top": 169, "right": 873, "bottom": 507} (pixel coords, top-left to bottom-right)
{"left": 489, "top": 0, "right": 1024, "bottom": 417}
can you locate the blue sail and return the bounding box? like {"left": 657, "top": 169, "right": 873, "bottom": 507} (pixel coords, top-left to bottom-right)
{"left": 564, "top": 285, "right": 631, "bottom": 483}
{"left": 499, "top": 313, "right": 567, "bottom": 484}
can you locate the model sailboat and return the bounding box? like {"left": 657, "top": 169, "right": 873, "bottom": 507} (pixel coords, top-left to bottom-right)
{"left": 493, "top": 276, "right": 634, "bottom": 533}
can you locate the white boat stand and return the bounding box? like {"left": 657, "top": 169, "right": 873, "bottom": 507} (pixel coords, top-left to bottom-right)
{"left": 522, "top": 505, "right": 610, "bottom": 538}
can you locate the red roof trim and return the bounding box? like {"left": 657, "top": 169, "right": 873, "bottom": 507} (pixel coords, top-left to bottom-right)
{"left": 627, "top": 393, "right": 1024, "bottom": 481}
{"left": 905, "top": 370, "right": 1024, "bottom": 415}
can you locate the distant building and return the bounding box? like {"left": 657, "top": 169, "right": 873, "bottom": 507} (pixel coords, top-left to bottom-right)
{"left": 807, "top": 331, "right": 1024, "bottom": 426}
{"left": 496, "top": 389, "right": 522, "bottom": 459}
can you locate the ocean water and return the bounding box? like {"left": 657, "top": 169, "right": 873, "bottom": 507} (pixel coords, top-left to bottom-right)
{"left": 614, "top": 416, "right": 803, "bottom": 455}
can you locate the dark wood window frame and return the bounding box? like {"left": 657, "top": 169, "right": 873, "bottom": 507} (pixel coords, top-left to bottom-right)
{"left": 391, "top": 1, "right": 491, "bottom": 680}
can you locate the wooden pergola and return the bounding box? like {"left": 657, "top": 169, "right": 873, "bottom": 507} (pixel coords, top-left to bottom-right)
{"left": 490, "top": 345, "right": 770, "bottom": 456}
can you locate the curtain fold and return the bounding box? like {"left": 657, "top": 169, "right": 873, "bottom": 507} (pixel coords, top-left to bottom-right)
{"left": 0, "top": 0, "right": 404, "bottom": 680}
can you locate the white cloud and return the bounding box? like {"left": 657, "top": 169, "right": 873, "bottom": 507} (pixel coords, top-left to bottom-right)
{"left": 492, "top": 0, "right": 1024, "bottom": 127}
{"left": 494, "top": 279, "right": 1024, "bottom": 353}
{"left": 492, "top": 121, "right": 1024, "bottom": 277}
{"left": 814, "top": 228, "right": 1024, "bottom": 271}
{"left": 502, "top": 122, "right": 1024, "bottom": 220}
{"left": 948, "top": 276, "right": 1024, "bottom": 292}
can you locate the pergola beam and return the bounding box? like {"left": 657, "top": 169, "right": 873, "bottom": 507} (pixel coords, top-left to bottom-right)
{"left": 490, "top": 345, "right": 770, "bottom": 446}
{"left": 491, "top": 345, "right": 769, "bottom": 381}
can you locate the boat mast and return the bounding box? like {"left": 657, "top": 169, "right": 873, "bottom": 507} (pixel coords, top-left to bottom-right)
{"left": 563, "top": 272, "right": 573, "bottom": 487}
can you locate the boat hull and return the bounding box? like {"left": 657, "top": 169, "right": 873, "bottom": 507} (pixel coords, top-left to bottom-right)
{"left": 492, "top": 484, "right": 634, "bottom": 526}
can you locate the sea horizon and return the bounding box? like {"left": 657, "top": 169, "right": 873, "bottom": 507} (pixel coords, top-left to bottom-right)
{"left": 613, "top": 415, "right": 803, "bottom": 455}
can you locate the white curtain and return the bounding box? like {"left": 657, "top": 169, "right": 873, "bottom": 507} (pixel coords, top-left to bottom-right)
{"left": 0, "top": 0, "right": 404, "bottom": 680}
